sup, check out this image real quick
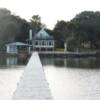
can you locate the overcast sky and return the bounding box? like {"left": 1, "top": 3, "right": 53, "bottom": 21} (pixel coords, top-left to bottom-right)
{"left": 0, "top": 0, "right": 100, "bottom": 29}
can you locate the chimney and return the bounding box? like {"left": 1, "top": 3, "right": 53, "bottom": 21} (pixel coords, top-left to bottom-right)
{"left": 29, "top": 29, "right": 32, "bottom": 40}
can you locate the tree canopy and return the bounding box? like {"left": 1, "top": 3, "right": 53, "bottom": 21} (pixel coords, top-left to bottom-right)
{"left": 53, "top": 11, "right": 100, "bottom": 50}
{"left": 30, "top": 15, "right": 42, "bottom": 34}
{"left": 0, "top": 8, "right": 29, "bottom": 50}
{"left": 0, "top": 8, "right": 100, "bottom": 51}
{"left": 71, "top": 11, "right": 100, "bottom": 48}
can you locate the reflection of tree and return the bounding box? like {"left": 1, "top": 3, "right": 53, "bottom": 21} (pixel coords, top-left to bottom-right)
{"left": 18, "top": 56, "right": 28, "bottom": 65}
{"left": 66, "top": 58, "right": 80, "bottom": 68}
{"left": 88, "top": 58, "right": 100, "bottom": 68}
{"left": 40, "top": 57, "right": 55, "bottom": 66}
{"left": 40, "top": 57, "right": 64, "bottom": 67}
{"left": 54, "top": 58, "right": 64, "bottom": 67}
{"left": 41, "top": 57, "right": 100, "bottom": 68}
{"left": 66, "top": 58, "right": 100, "bottom": 68}
{"left": 0, "top": 56, "right": 6, "bottom": 66}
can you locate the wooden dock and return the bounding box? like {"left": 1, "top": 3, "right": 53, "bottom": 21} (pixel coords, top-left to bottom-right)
{"left": 12, "top": 52, "right": 53, "bottom": 100}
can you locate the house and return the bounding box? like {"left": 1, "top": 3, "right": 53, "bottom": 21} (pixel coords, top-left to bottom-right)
{"left": 6, "top": 42, "right": 31, "bottom": 54}
{"left": 32, "top": 28, "right": 55, "bottom": 51}
{"left": 6, "top": 28, "right": 55, "bottom": 54}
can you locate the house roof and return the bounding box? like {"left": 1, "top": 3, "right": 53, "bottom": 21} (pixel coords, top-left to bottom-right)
{"left": 6, "top": 42, "right": 31, "bottom": 46}
{"left": 33, "top": 28, "right": 54, "bottom": 40}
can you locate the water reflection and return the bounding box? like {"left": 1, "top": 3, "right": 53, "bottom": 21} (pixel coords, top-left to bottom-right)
{"left": 0, "top": 55, "right": 26, "bottom": 100}
{"left": 41, "top": 57, "right": 100, "bottom": 68}
{"left": 0, "top": 65, "right": 24, "bottom": 100}
{"left": 6, "top": 57, "right": 18, "bottom": 65}
{"left": 42, "top": 57, "right": 100, "bottom": 100}
{"left": 0, "top": 55, "right": 29, "bottom": 67}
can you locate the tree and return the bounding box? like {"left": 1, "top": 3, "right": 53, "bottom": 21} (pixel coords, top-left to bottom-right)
{"left": 53, "top": 20, "right": 76, "bottom": 48}
{"left": 71, "top": 11, "right": 100, "bottom": 48}
{"left": 0, "top": 8, "right": 30, "bottom": 50}
{"left": 0, "top": 8, "right": 11, "bottom": 18}
{"left": 30, "top": 15, "right": 41, "bottom": 23}
{"left": 30, "top": 15, "right": 42, "bottom": 34}
{"left": 53, "top": 11, "right": 100, "bottom": 49}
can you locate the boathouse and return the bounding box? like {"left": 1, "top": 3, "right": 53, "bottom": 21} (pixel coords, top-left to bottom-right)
{"left": 6, "top": 42, "right": 30, "bottom": 54}
{"left": 32, "top": 28, "right": 55, "bottom": 51}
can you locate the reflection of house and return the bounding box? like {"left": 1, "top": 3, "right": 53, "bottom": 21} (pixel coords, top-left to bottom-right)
{"left": 6, "top": 42, "right": 30, "bottom": 54}
{"left": 32, "top": 28, "right": 55, "bottom": 51}
{"left": 82, "top": 42, "right": 91, "bottom": 48}
{"left": 6, "top": 57, "right": 17, "bottom": 65}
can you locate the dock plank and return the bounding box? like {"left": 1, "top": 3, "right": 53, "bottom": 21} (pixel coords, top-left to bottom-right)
{"left": 12, "top": 52, "right": 53, "bottom": 100}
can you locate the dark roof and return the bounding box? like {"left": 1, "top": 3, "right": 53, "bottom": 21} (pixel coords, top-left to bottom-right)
{"left": 33, "top": 28, "right": 54, "bottom": 40}
{"left": 6, "top": 42, "right": 31, "bottom": 46}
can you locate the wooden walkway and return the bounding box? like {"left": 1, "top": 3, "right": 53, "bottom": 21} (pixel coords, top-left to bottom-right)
{"left": 12, "top": 52, "right": 53, "bottom": 100}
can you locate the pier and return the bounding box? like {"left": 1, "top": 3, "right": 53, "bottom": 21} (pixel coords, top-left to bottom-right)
{"left": 12, "top": 52, "right": 53, "bottom": 100}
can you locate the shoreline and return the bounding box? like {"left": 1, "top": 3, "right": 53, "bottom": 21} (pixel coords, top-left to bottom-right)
{"left": 39, "top": 51, "right": 100, "bottom": 58}
{"left": 0, "top": 51, "right": 100, "bottom": 58}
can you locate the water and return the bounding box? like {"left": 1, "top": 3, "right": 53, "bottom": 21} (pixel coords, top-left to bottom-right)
{"left": 0, "top": 68, "right": 24, "bottom": 100}
{"left": 41, "top": 57, "right": 100, "bottom": 100}
{"left": 0, "top": 55, "right": 29, "bottom": 66}
{"left": 0, "top": 55, "right": 100, "bottom": 100}
{"left": 0, "top": 55, "right": 29, "bottom": 100}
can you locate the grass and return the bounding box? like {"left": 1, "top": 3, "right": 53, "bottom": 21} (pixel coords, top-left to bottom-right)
{"left": 55, "top": 47, "right": 100, "bottom": 52}
{"left": 55, "top": 48, "right": 64, "bottom": 52}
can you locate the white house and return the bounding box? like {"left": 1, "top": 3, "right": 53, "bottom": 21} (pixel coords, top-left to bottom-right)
{"left": 32, "top": 28, "right": 55, "bottom": 51}
{"left": 6, "top": 42, "right": 30, "bottom": 54}
{"left": 6, "top": 29, "right": 55, "bottom": 54}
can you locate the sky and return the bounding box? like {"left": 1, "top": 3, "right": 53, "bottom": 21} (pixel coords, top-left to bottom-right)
{"left": 0, "top": 0, "right": 100, "bottom": 29}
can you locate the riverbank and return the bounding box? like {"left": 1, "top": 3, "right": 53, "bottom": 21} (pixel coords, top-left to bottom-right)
{"left": 0, "top": 51, "right": 30, "bottom": 58}
{"left": 39, "top": 51, "right": 100, "bottom": 58}
{"left": 0, "top": 51, "right": 100, "bottom": 58}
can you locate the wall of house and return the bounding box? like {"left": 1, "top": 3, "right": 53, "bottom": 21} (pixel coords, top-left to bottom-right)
{"left": 33, "top": 40, "right": 54, "bottom": 49}
{"left": 6, "top": 45, "right": 18, "bottom": 54}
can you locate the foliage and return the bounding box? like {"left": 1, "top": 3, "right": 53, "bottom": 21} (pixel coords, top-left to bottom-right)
{"left": 1, "top": 8, "right": 100, "bottom": 51}
{"left": 71, "top": 11, "right": 100, "bottom": 48}
{"left": 0, "top": 8, "right": 29, "bottom": 50}
{"left": 30, "top": 15, "right": 42, "bottom": 34}
{"left": 53, "top": 11, "right": 100, "bottom": 50}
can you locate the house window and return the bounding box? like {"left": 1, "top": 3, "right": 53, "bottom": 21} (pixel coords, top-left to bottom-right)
{"left": 48, "top": 41, "right": 54, "bottom": 46}
{"left": 49, "top": 41, "right": 52, "bottom": 45}
{"left": 42, "top": 41, "right": 46, "bottom": 45}
{"left": 35, "top": 41, "right": 38, "bottom": 45}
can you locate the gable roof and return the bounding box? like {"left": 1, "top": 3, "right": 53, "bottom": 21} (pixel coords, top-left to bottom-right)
{"left": 33, "top": 28, "right": 54, "bottom": 40}
{"left": 6, "top": 42, "right": 31, "bottom": 46}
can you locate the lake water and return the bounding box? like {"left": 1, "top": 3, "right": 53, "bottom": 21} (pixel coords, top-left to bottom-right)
{"left": 0, "top": 56, "right": 29, "bottom": 100}
{"left": 0, "top": 56, "right": 100, "bottom": 100}
{"left": 0, "top": 67, "right": 24, "bottom": 100}
{"left": 41, "top": 57, "right": 100, "bottom": 100}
